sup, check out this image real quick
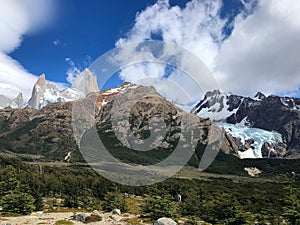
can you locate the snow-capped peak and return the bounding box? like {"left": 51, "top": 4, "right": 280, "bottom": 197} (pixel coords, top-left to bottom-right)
{"left": 253, "top": 92, "right": 266, "bottom": 101}
{"left": 191, "top": 90, "right": 239, "bottom": 122}
{"left": 28, "top": 74, "right": 85, "bottom": 109}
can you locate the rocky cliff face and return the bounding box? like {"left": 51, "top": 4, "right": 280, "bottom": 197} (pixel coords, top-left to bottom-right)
{"left": 192, "top": 90, "right": 300, "bottom": 158}
{"left": 0, "top": 102, "right": 79, "bottom": 161}
{"left": 0, "top": 84, "right": 238, "bottom": 163}
{"left": 71, "top": 68, "right": 99, "bottom": 96}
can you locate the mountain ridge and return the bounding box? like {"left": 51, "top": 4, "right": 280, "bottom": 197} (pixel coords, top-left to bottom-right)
{"left": 0, "top": 69, "right": 99, "bottom": 110}
{"left": 192, "top": 90, "right": 300, "bottom": 159}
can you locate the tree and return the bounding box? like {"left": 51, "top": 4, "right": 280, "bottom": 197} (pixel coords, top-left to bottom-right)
{"left": 1, "top": 193, "right": 36, "bottom": 215}
{"left": 283, "top": 186, "right": 300, "bottom": 225}
{"left": 142, "top": 194, "right": 179, "bottom": 220}
{"left": 0, "top": 165, "right": 18, "bottom": 196}
{"left": 102, "top": 191, "right": 128, "bottom": 213}
{"left": 199, "top": 192, "right": 255, "bottom": 225}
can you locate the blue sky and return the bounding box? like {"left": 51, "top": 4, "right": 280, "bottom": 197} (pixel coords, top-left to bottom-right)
{"left": 9, "top": 0, "right": 246, "bottom": 84}
{"left": 1, "top": 0, "right": 300, "bottom": 100}
{"left": 9, "top": 0, "right": 157, "bottom": 84}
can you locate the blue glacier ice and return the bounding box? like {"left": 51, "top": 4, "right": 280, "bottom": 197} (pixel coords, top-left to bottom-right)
{"left": 216, "top": 122, "right": 283, "bottom": 159}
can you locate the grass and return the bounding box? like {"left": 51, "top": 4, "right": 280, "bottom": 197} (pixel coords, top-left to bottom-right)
{"left": 54, "top": 220, "right": 74, "bottom": 225}
{"left": 123, "top": 217, "right": 144, "bottom": 225}
{"left": 0, "top": 212, "right": 23, "bottom": 217}
{"left": 174, "top": 166, "right": 283, "bottom": 183}
{"left": 44, "top": 207, "right": 88, "bottom": 213}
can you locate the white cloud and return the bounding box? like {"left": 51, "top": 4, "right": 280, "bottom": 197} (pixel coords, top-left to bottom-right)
{"left": 0, "top": 52, "right": 37, "bottom": 99}
{"left": 116, "top": 0, "right": 225, "bottom": 70}
{"left": 0, "top": 0, "right": 58, "bottom": 100}
{"left": 53, "top": 39, "right": 61, "bottom": 46}
{"left": 115, "top": 0, "right": 226, "bottom": 104}
{"left": 116, "top": 0, "right": 300, "bottom": 100}
{"left": 215, "top": 0, "right": 300, "bottom": 96}
{"left": 65, "top": 57, "right": 81, "bottom": 85}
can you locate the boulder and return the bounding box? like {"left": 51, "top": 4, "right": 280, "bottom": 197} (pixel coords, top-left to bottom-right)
{"left": 111, "top": 208, "right": 121, "bottom": 215}
{"left": 75, "top": 213, "right": 86, "bottom": 222}
{"left": 244, "top": 138, "right": 254, "bottom": 149}
{"left": 92, "top": 210, "right": 102, "bottom": 217}
{"left": 153, "top": 217, "right": 177, "bottom": 225}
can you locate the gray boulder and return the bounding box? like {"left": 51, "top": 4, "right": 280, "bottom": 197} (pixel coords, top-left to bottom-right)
{"left": 153, "top": 217, "right": 177, "bottom": 225}
{"left": 111, "top": 208, "right": 121, "bottom": 215}
{"left": 75, "top": 213, "right": 86, "bottom": 222}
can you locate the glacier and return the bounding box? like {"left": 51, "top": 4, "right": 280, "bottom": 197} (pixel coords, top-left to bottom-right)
{"left": 216, "top": 122, "right": 283, "bottom": 159}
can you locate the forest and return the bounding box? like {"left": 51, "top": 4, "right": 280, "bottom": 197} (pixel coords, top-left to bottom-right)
{"left": 0, "top": 155, "right": 299, "bottom": 225}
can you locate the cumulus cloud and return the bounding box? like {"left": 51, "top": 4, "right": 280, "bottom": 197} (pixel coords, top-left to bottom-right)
{"left": 116, "top": 0, "right": 225, "bottom": 69}
{"left": 115, "top": 0, "right": 226, "bottom": 104}
{"left": 116, "top": 0, "right": 300, "bottom": 101}
{"left": 0, "top": 53, "right": 38, "bottom": 99}
{"left": 215, "top": 0, "right": 300, "bottom": 96}
{"left": 0, "top": 0, "right": 57, "bottom": 100}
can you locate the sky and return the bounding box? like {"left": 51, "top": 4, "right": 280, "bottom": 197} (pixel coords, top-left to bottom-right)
{"left": 1, "top": 0, "right": 300, "bottom": 102}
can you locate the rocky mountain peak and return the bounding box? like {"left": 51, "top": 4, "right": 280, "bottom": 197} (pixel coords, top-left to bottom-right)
{"left": 72, "top": 68, "right": 99, "bottom": 96}
{"left": 37, "top": 74, "right": 47, "bottom": 87}
{"left": 205, "top": 89, "right": 222, "bottom": 98}
{"left": 28, "top": 74, "right": 85, "bottom": 110}
{"left": 12, "top": 92, "right": 25, "bottom": 108}
{"left": 254, "top": 92, "right": 266, "bottom": 100}
{"left": 0, "top": 92, "right": 25, "bottom": 109}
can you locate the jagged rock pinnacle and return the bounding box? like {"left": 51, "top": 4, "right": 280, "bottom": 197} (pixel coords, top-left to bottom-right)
{"left": 37, "top": 74, "right": 47, "bottom": 87}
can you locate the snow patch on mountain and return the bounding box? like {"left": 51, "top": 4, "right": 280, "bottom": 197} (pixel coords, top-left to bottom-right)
{"left": 217, "top": 122, "right": 283, "bottom": 159}
{"left": 280, "top": 97, "right": 300, "bottom": 110}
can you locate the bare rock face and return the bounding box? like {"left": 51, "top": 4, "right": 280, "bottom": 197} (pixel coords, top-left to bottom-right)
{"left": 261, "top": 142, "right": 287, "bottom": 158}
{"left": 12, "top": 93, "right": 25, "bottom": 108}
{"left": 71, "top": 68, "right": 99, "bottom": 95}
{"left": 28, "top": 74, "right": 48, "bottom": 109}
{"left": 36, "top": 73, "right": 47, "bottom": 86}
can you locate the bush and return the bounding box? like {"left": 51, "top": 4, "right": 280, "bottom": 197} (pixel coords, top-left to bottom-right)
{"left": 0, "top": 192, "right": 36, "bottom": 215}
{"left": 84, "top": 215, "right": 102, "bottom": 223}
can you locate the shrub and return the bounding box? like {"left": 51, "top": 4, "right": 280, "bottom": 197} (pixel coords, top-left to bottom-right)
{"left": 0, "top": 192, "right": 35, "bottom": 215}
{"left": 84, "top": 215, "right": 102, "bottom": 223}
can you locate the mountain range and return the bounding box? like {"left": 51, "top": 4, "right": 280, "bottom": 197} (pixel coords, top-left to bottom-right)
{"left": 0, "top": 73, "right": 299, "bottom": 162}
{"left": 0, "top": 69, "right": 98, "bottom": 110}
{"left": 191, "top": 90, "right": 300, "bottom": 158}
